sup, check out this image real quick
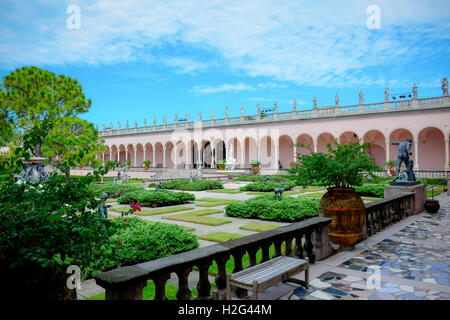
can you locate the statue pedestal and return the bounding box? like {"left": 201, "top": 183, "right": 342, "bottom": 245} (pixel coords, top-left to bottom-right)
{"left": 384, "top": 183, "right": 426, "bottom": 214}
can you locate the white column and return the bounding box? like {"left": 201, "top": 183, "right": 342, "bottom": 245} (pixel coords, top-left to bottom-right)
{"left": 163, "top": 146, "right": 166, "bottom": 168}
{"left": 117, "top": 151, "right": 119, "bottom": 162}
{"left": 102, "top": 152, "right": 105, "bottom": 164}
{"left": 143, "top": 147, "right": 146, "bottom": 164}
{"left": 273, "top": 144, "right": 279, "bottom": 169}
{"left": 197, "top": 144, "right": 202, "bottom": 167}
{"left": 152, "top": 148, "right": 156, "bottom": 167}
{"left": 293, "top": 145, "right": 297, "bottom": 163}
{"left": 414, "top": 140, "right": 419, "bottom": 169}
{"left": 134, "top": 147, "right": 137, "bottom": 167}
{"left": 313, "top": 144, "right": 317, "bottom": 153}
{"left": 385, "top": 141, "right": 390, "bottom": 165}
{"left": 445, "top": 139, "right": 449, "bottom": 170}
{"left": 240, "top": 143, "right": 245, "bottom": 168}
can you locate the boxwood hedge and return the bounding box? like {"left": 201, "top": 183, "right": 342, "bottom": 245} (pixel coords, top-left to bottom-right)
{"left": 88, "top": 183, "right": 143, "bottom": 198}
{"left": 118, "top": 189, "right": 195, "bottom": 207}
{"left": 239, "top": 181, "right": 296, "bottom": 192}
{"left": 225, "top": 195, "right": 319, "bottom": 222}
{"left": 161, "top": 179, "right": 224, "bottom": 191}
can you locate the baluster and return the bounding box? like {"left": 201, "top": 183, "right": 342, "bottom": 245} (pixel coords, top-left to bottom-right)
{"left": 214, "top": 255, "right": 228, "bottom": 291}
{"left": 273, "top": 239, "right": 282, "bottom": 258}
{"left": 197, "top": 261, "right": 212, "bottom": 300}
{"left": 284, "top": 236, "right": 293, "bottom": 257}
{"left": 231, "top": 249, "right": 248, "bottom": 298}
{"left": 294, "top": 234, "right": 304, "bottom": 259}
{"left": 261, "top": 242, "right": 271, "bottom": 263}
{"left": 152, "top": 274, "right": 170, "bottom": 300}
{"left": 305, "top": 231, "right": 315, "bottom": 264}
{"left": 247, "top": 246, "right": 258, "bottom": 267}
{"left": 176, "top": 267, "right": 192, "bottom": 300}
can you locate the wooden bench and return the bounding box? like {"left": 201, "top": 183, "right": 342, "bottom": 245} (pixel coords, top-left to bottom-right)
{"left": 226, "top": 256, "right": 309, "bottom": 300}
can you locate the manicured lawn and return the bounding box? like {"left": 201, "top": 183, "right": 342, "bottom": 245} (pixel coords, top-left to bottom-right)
{"left": 297, "top": 192, "right": 326, "bottom": 198}
{"left": 426, "top": 184, "right": 445, "bottom": 198}
{"left": 105, "top": 198, "right": 118, "bottom": 203}
{"left": 162, "top": 209, "right": 229, "bottom": 226}
{"left": 247, "top": 190, "right": 303, "bottom": 196}
{"left": 195, "top": 199, "right": 242, "bottom": 207}
{"left": 107, "top": 214, "right": 195, "bottom": 231}
{"left": 111, "top": 206, "right": 195, "bottom": 216}
{"left": 294, "top": 186, "right": 327, "bottom": 193}
{"left": 206, "top": 189, "right": 243, "bottom": 194}
{"left": 239, "top": 223, "right": 281, "bottom": 232}
{"left": 198, "top": 232, "right": 244, "bottom": 242}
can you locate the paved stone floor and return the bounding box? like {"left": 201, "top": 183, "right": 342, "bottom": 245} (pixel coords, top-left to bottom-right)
{"left": 277, "top": 192, "right": 450, "bottom": 301}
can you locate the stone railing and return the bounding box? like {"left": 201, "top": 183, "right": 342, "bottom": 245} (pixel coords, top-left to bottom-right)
{"left": 94, "top": 217, "right": 333, "bottom": 300}
{"left": 99, "top": 96, "right": 450, "bottom": 136}
{"left": 362, "top": 192, "right": 414, "bottom": 239}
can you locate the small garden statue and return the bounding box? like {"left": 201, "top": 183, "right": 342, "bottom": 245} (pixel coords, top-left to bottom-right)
{"left": 37, "top": 163, "right": 49, "bottom": 181}
{"left": 98, "top": 192, "right": 111, "bottom": 219}
{"left": 264, "top": 176, "right": 269, "bottom": 184}
{"left": 442, "top": 77, "right": 449, "bottom": 96}
{"left": 156, "top": 181, "right": 162, "bottom": 192}
{"left": 274, "top": 181, "right": 285, "bottom": 201}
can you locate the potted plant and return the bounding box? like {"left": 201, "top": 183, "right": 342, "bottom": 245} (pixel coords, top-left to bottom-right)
{"left": 290, "top": 139, "right": 381, "bottom": 249}
{"left": 385, "top": 159, "right": 396, "bottom": 176}
{"left": 143, "top": 160, "right": 152, "bottom": 171}
{"left": 217, "top": 159, "right": 226, "bottom": 170}
{"left": 126, "top": 159, "right": 131, "bottom": 168}
{"left": 424, "top": 184, "right": 440, "bottom": 213}
{"left": 249, "top": 160, "right": 261, "bottom": 174}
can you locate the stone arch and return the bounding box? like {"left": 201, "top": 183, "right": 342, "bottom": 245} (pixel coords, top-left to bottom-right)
{"left": 279, "top": 135, "right": 293, "bottom": 169}
{"left": 389, "top": 128, "right": 414, "bottom": 164}
{"left": 363, "top": 130, "right": 386, "bottom": 168}
{"left": 339, "top": 131, "right": 359, "bottom": 144}
{"left": 295, "top": 134, "right": 314, "bottom": 158}
{"left": 259, "top": 136, "right": 276, "bottom": 168}
{"left": 165, "top": 141, "right": 174, "bottom": 168}
{"left": 135, "top": 143, "right": 144, "bottom": 167}
{"left": 418, "top": 127, "right": 445, "bottom": 170}
{"left": 317, "top": 133, "right": 335, "bottom": 154}
{"left": 154, "top": 142, "right": 164, "bottom": 167}
{"left": 244, "top": 136, "right": 257, "bottom": 167}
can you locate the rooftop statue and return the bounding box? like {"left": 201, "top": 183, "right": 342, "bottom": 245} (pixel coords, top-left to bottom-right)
{"left": 313, "top": 96, "right": 317, "bottom": 109}
{"left": 385, "top": 87, "right": 389, "bottom": 102}
{"left": 359, "top": 91, "right": 364, "bottom": 105}
{"left": 441, "top": 77, "right": 449, "bottom": 96}
{"left": 412, "top": 83, "right": 418, "bottom": 99}
{"left": 335, "top": 93, "right": 340, "bottom": 106}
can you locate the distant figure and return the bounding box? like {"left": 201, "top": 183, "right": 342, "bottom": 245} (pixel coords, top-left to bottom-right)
{"left": 442, "top": 77, "right": 449, "bottom": 96}
{"left": 156, "top": 181, "right": 162, "bottom": 192}
{"left": 264, "top": 176, "right": 269, "bottom": 184}
{"left": 391, "top": 139, "right": 416, "bottom": 182}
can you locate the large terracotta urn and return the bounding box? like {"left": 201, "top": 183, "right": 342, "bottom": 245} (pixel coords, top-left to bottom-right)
{"left": 251, "top": 166, "right": 260, "bottom": 174}
{"left": 318, "top": 187, "right": 366, "bottom": 247}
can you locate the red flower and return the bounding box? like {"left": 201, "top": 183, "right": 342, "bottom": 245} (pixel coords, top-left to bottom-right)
{"left": 126, "top": 223, "right": 129, "bottom": 226}
{"left": 124, "top": 218, "right": 127, "bottom": 222}
{"left": 96, "top": 225, "right": 100, "bottom": 228}
{"left": 10, "top": 204, "right": 13, "bottom": 208}
{"left": 52, "top": 221, "right": 56, "bottom": 224}
{"left": 118, "top": 241, "right": 122, "bottom": 246}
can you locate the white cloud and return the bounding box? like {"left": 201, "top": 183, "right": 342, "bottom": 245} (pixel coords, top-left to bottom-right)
{"left": 192, "top": 82, "right": 288, "bottom": 94}
{"left": 1, "top": 0, "right": 449, "bottom": 87}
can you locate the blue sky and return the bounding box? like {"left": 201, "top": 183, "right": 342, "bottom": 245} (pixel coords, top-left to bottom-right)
{"left": 1, "top": 0, "right": 449, "bottom": 128}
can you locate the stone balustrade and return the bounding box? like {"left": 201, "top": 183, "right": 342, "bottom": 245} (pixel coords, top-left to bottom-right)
{"left": 363, "top": 192, "right": 414, "bottom": 239}
{"left": 99, "top": 96, "right": 449, "bottom": 136}
{"left": 94, "top": 216, "right": 333, "bottom": 300}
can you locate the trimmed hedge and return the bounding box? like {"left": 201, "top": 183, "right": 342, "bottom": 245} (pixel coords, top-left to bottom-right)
{"left": 161, "top": 179, "right": 223, "bottom": 191}
{"left": 354, "top": 183, "right": 387, "bottom": 197}
{"left": 118, "top": 190, "right": 195, "bottom": 207}
{"left": 83, "top": 218, "right": 199, "bottom": 279}
{"left": 239, "top": 181, "right": 296, "bottom": 192}
{"left": 225, "top": 195, "right": 319, "bottom": 222}
{"left": 235, "top": 174, "right": 295, "bottom": 183}
{"left": 88, "top": 183, "right": 143, "bottom": 198}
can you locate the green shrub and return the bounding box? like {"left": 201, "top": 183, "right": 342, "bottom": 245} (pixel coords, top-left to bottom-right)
{"left": 118, "top": 190, "right": 195, "bottom": 207}
{"left": 84, "top": 218, "right": 199, "bottom": 278}
{"left": 225, "top": 195, "right": 319, "bottom": 222}
{"left": 161, "top": 179, "right": 223, "bottom": 191}
{"left": 354, "top": 183, "right": 386, "bottom": 197}
{"left": 235, "top": 175, "right": 295, "bottom": 183}
{"left": 88, "top": 183, "right": 143, "bottom": 198}
{"left": 239, "top": 181, "right": 296, "bottom": 192}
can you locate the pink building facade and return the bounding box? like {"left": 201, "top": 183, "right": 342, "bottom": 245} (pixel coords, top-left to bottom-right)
{"left": 98, "top": 94, "right": 450, "bottom": 172}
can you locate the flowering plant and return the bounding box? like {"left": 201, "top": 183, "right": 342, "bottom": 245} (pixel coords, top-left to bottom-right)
{"left": 130, "top": 201, "right": 142, "bottom": 212}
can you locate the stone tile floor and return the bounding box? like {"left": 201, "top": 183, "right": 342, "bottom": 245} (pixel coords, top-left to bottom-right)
{"left": 280, "top": 193, "right": 450, "bottom": 301}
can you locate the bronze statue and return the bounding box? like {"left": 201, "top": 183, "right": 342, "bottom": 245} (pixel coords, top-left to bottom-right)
{"left": 391, "top": 138, "right": 416, "bottom": 182}
{"left": 98, "top": 192, "right": 111, "bottom": 219}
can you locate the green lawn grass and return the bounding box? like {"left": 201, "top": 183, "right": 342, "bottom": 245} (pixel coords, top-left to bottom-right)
{"left": 426, "top": 184, "right": 445, "bottom": 198}
{"left": 162, "top": 209, "right": 230, "bottom": 226}
{"left": 107, "top": 214, "right": 195, "bottom": 231}
{"left": 246, "top": 190, "right": 303, "bottom": 196}
{"left": 206, "top": 189, "right": 243, "bottom": 194}
{"left": 294, "top": 186, "right": 327, "bottom": 192}
{"left": 195, "top": 199, "right": 242, "bottom": 207}
{"left": 110, "top": 206, "right": 195, "bottom": 216}
{"left": 198, "top": 232, "right": 244, "bottom": 242}
{"left": 297, "top": 192, "right": 326, "bottom": 198}
{"left": 239, "top": 223, "right": 281, "bottom": 232}
{"left": 105, "top": 198, "right": 118, "bottom": 203}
